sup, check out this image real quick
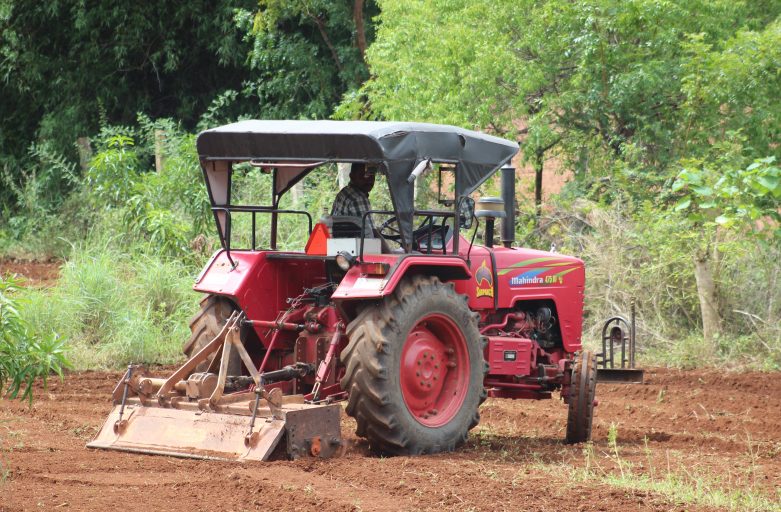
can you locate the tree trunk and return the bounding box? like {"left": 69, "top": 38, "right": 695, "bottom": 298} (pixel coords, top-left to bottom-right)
{"left": 534, "top": 152, "right": 543, "bottom": 219}
{"left": 311, "top": 15, "right": 343, "bottom": 73}
{"left": 353, "top": 0, "right": 367, "bottom": 61}
{"left": 693, "top": 250, "right": 722, "bottom": 347}
{"left": 76, "top": 137, "right": 92, "bottom": 172}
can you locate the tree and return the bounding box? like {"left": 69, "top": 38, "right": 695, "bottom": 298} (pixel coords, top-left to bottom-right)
{"left": 350, "top": 0, "right": 781, "bottom": 206}
{"left": 673, "top": 155, "right": 781, "bottom": 343}
{"left": 667, "top": 19, "right": 781, "bottom": 343}
{"left": 235, "top": 0, "right": 378, "bottom": 120}
{"left": 0, "top": 1, "right": 258, "bottom": 160}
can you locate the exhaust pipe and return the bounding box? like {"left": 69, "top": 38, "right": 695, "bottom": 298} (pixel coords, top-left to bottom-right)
{"left": 500, "top": 165, "right": 516, "bottom": 248}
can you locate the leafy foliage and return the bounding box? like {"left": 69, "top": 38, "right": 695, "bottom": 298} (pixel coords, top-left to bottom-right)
{"left": 674, "top": 157, "right": 781, "bottom": 236}
{"left": 0, "top": 0, "right": 257, "bottom": 167}
{"left": 232, "top": 0, "right": 377, "bottom": 121}
{"left": 353, "top": 0, "right": 781, "bottom": 198}
{"left": 0, "top": 275, "right": 69, "bottom": 402}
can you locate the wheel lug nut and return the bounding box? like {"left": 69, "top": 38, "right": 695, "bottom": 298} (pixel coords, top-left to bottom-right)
{"left": 420, "top": 381, "right": 425, "bottom": 386}
{"left": 434, "top": 364, "right": 439, "bottom": 369}
{"left": 446, "top": 362, "right": 456, "bottom": 368}
{"left": 427, "top": 383, "right": 432, "bottom": 388}
{"left": 416, "top": 371, "right": 420, "bottom": 377}
{"left": 417, "top": 361, "right": 422, "bottom": 366}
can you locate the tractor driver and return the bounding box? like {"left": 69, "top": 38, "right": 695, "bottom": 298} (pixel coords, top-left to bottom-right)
{"left": 331, "top": 163, "right": 377, "bottom": 236}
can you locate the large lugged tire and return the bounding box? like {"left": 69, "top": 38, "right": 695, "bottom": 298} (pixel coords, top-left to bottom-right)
{"left": 565, "top": 350, "right": 597, "bottom": 444}
{"left": 340, "top": 275, "right": 487, "bottom": 455}
{"left": 183, "top": 295, "right": 241, "bottom": 374}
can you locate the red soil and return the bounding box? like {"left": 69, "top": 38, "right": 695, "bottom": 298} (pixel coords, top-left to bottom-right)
{"left": 1, "top": 368, "right": 779, "bottom": 511}
{"left": 0, "top": 260, "right": 60, "bottom": 287}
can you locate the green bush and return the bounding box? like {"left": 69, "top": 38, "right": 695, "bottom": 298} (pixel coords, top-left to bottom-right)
{"left": 0, "top": 275, "right": 69, "bottom": 402}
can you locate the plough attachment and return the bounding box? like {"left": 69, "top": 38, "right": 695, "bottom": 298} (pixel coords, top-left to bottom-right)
{"left": 88, "top": 313, "right": 342, "bottom": 461}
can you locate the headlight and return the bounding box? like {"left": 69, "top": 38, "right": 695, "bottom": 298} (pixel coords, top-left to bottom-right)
{"left": 335, "top": 251, "right": 356, "bottom": 271}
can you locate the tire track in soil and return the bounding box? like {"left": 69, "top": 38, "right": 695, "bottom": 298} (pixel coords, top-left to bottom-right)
{"left": 1, "top": 368, "right": 779, "bottom": 511}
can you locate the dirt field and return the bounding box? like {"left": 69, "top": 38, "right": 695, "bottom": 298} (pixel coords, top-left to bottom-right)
{"left": 0, "top": 260, "right": 60, "bottom": 287}
{"left": 1, "top": 368, "right": 779, "bottom": 512}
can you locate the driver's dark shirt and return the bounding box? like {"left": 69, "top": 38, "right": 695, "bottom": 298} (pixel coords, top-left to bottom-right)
{"left": 331, "top": 184, "right": 375, "bottom": 231}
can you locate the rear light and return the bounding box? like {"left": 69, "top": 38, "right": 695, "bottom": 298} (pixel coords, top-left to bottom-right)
{"left": 359, "top": 262, "right": 390, "bottom": 276}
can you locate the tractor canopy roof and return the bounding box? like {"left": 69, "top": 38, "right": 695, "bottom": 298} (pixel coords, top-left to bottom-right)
{"left": 196, "top": 120, "right": 519, "bottom": 245}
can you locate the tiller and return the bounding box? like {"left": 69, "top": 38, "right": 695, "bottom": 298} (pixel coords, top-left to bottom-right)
{"left": 88, "top": 312, "right": 342, "bottom": 461}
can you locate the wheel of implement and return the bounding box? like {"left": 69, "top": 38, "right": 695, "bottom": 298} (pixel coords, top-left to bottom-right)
{"left": 183, "top": 295, "right": 242, "bottom": 374}
{"left": 565, "top": 350, "right": 598, "bottom": 444}
{"left": 340, "top": 275, "right": 487, "bottom": 455}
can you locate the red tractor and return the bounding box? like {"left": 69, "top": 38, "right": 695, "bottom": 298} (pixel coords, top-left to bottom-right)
{"left": 89, "top": 121, "right": 596, "bottom": 461}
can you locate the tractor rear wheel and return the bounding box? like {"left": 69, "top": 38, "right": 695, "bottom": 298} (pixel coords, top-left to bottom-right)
{"left": 565, "top": 350, "right": 597, "bottom": 444}
{"left": 340, "top": 275, "right": 487, "bottom": 455}
{"left": 183, "top": 295, "right": 241, "bottom": 375}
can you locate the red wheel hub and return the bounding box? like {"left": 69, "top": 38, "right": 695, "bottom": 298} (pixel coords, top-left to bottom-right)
{"left": 400, "top": 313, "right": 470, "bottom": 427}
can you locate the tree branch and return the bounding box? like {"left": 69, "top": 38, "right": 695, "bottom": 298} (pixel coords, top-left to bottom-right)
{"left": 310, "top": 14, "right": 343, "bottom": 74}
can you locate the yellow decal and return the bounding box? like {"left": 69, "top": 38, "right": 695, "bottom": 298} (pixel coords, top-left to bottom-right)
{"left": 475, "top": 260, "right": 494, "bottom": 298}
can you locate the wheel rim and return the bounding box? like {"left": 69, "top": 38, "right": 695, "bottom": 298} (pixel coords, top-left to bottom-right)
{"left": 400, "top": 313, "right": 470, "bottom": 427}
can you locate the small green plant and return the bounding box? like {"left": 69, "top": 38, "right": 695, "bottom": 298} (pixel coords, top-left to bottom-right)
{"left": 606, "top": 422, "right": 625, "bottom": 479}
{"left": 579, "top": 419, "right": 779, "bottom": 511}
{"left": 0, "top": 275, "right": 69, "bottom": 402}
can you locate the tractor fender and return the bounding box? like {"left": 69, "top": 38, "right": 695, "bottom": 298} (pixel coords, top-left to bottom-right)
{"left": 331, "top": 255, "right": 472, "bottom": 301}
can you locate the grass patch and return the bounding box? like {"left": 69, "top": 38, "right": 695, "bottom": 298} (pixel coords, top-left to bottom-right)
{"left": 19, "top": 244, "right": 197, "bottom": 369}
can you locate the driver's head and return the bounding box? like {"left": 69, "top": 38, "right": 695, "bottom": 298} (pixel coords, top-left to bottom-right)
{"left": 349, "top": 163, "right": 376, "bottom": 194}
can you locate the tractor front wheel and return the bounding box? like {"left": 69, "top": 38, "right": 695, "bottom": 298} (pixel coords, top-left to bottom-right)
{"left": 565, "top": 350, "right": 597, "bottom": 444}
{"left": 340, "top": 276, "right": 487, "bottom": 455}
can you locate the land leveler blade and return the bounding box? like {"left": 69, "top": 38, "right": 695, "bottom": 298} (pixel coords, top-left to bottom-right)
{"left": 88, "top": 313, "right": 342, "bottom": 461}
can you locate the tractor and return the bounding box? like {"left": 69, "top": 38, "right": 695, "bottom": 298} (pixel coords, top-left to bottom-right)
{"left": 89, "top": 121, "right": 596, "bottom": 461}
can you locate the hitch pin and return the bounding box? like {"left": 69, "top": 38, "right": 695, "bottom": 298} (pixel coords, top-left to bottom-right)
{"left": 245, "top": 386, "right": 264, "bottom": 447}
{"left": 114, "top": 364, "right": 133, "bottom": 434}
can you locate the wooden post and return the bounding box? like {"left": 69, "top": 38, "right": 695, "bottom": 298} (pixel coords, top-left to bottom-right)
{"left": 291, "top": 181, "right": 304, "bottom": 204}
{"left": 338, "top": 163, "right": 350, "bottom": 189}
{"left": 76, "top": 137, "right": 92, "bottom": 172}
{"left": 154, "top": 130, "right": 166, "bottom": 172}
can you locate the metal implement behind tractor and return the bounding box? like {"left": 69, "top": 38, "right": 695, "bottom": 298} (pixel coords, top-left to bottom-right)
{"left": 90, "top": 120, "right": 600, "bottom": 461}
{"left": 88, "top": 313, "right": 341, "bottom": 460}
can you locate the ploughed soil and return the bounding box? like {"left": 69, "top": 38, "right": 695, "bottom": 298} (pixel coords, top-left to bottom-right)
{"left": 1, "top": 368, "right": 780, "bottom": 512}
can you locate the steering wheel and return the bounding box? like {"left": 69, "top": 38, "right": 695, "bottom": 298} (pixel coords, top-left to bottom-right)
{"left": 378, "top": 215, "right": 451, "bottom": 252}
{"left": 377, "top": 216, "right": 406, "bottom": 249}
